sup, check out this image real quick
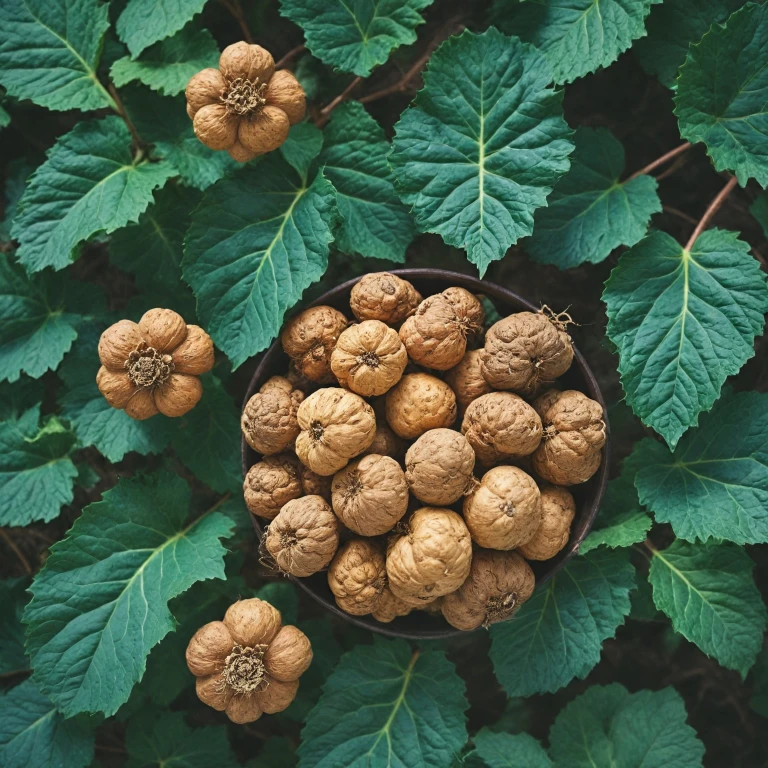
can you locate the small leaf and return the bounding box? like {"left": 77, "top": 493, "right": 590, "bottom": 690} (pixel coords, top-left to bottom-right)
{"left": 389, "top": 28, "right": 573, "bottom": 275}
{"left": 111, "top": 23, "right": 219, "bottom": 96}
{"left": 603, "top": 229, "right": 768, "bottom": 448}
{"left": 472, "top": 729, "right": 552, "bottom": 768}
{"left": 183, "top": 155, "right": 339, "bottom": 368}
{"left": 490, "top": 547, "right": 634, "bottom": 697}
{"left": 281, "top": 121, "right": 325, "bottom": 178}
{"left": 13, "top": 116, "right": 175, "bottom": 273}
{"left": 0, "top": 579, "right": 29, "bottom": 677}
{"left": 0, "top": 0, "right": 113, "bottom": 112}
{"left": 527, "top": 127, "right": 661, "bottom": 269}
{"left": 648, "top": 539, "right": 767, "bottom": 676}
{"left": 675, "top": 2, "right": 768, "bottom": 186}
{"left": 280, "top": 0, "right": 434, "bottom": 77}
{"left": 117, "top": 0, "right": 208, "bottom": 58}
{"left": 298, "top": 637, "right": 468, "bottom": 768}
{"left": 24, "top": 470, "right": 235, "bottom": 717}
{"left": 321, "top": 101, "right": 415, "bottom": 263}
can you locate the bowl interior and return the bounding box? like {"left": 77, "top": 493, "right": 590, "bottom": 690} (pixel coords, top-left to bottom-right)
{"left": 241, "top": 268, "right": 610, "bottom": 640}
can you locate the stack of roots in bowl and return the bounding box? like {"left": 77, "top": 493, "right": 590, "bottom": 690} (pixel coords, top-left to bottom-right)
{"left": 241, "top": 272, "right": 607, "bottom": 631}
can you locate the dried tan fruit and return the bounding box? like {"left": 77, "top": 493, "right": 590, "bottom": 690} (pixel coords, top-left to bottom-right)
{"left": 331, "top": 454, "right": 408, "bottom": 536}
{"left": 97, "top": 310, "right": 214, "bottom": 420}
{"left": 295, "top": 388, "right": 376, "bottom": 476}
{"left": 385, "top": 373, "right": 457, "bottom": 439}
{"left": 405, "top": 429, "right": 475, "bottom": 506}
{"left": 265, "top": 495, "right": 339, "bottom": 576}
{"left": 461, "top": 392, "right": 542, "bottom": 465}
{"left": 399, "top": 287, "right": 484, "bottom": 370}
{"left": 327, "top": 539, "right": 387, "bottom": 615}
{"left": 243, "top": 453, "right": 303, "bottom": 519}
{"left": 445, "top": 349, "right": 493, "bottom": 414}
{"left": 463, "top": 466, "right": 542, "bottom": 550}
{"left": 299, "top": 466, "right": 332, "bottom": 502}
{"left": 517, "top": 485, "right": 576, "bottom": 560}
{"left": 441, "top": 550, "right": 535, "bottom": 631}
{"left": 263, "top": 625, "right": 313, "bottom": 681}
{"left": 364, "top": 422, "right": 405, "bottom": 460}
{"left": 480, "top": 311, "right": 574, "bottom": 396}
{"left": 281, "top": 306, "right": 349, "bottom": 384}
{"left": 331, "top": 320, "right": 408, "bottom": 396}
{"left": 349, "top": 272, "right": 422, "bottom": 325}
{"left": 386, "top": 508, "right": 472, "bottom": 601}
{"left": 241, "top": 376, "right": 304, "bottom": 455}
{"left": 371, "top": 586, "right": 413, "bottom": 623}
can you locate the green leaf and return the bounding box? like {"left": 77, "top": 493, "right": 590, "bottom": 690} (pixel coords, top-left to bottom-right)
{"left": 0, "top": 680, "right": 95, "bottom": 768}
{"left": 0, "top": 378, "right": 43, "bottom": 421}
{"left": 0, "top": 104, "right": 9, "bottom": 128}
{"left": 628, "top": 390, "right": 768, "bottom": 544}
{"left": 321, "top": 101, "right": 415, "bottom": 263}
{"left": 634, "top": 0, "right": 745, "bottom": 89}
{"left": 248, "top": 738, "right": 298, "bottom": 768}
{"left": 0, "top": 579, "right": 29, "bottom": 677}
{"left": 603, "top": 228, "right": 768, "bottom": 448}
{"left": 472, "top": 729, "right": 552, "bottom": 768}
{"left": 298, "top": 636, "right": 468, "bottom": 768}
{"left": 648, "top": 539, "right": 767, "bottom": 676}
{"left": 389, "top": 28, "right": 573, "bottom": 276}
{"left": 0, "top": 0, "right": 113, "bottom": 112}
{"left": 117, "top": 0, "right": 208, "bottom": 58}
{"left": 183, "top": 155, "right": 339, "bottom": 368}
{"left": 675, "top": 2, "right": 768, "bottom": 186}
{"left": 0, "top": 158, "right": 35, "bottom": 242}
{"left": 549, "top": 684, "right": 705, "bottom": 768}
{"left": 0, "top": 406, "right": 77, "bottom": 527}
{"left": 527, "top": 127, "right": 661, "bottom": 269}
{"left": 491, "top": 0, "right": 661, "bottom": 85}
{"left": 281, "top": 121, "right": 325, "bottom": 178}
{"left": 24, "top": 470, "right": 234, "bottom": 717}
{"left": 489, "top": 547, "right": 634, "bottom": 697}
{"left": 256, "top": 581, "right": 300, "bottom": 626}
{"left": 280, "top": 0, "right": 433, "bottom": 77}
{"left": 751, "top": 191, "right": 768, "bottom": 238}
{"left": 111, "top": 24, "right": 219, "bottom": 96}
{"left": 13, "top": 116, "right": 175, "bottom": 273}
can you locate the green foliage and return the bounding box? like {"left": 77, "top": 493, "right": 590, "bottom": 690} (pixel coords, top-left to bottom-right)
{"left": 752, "top": 191, "right": 768, "bottom": 238}
{"left": 116, "top": 0, "right": 209, "bottom": 57}
{"left": 0, "top": 579, "right": 28, "bottom": 677}
{"left": 390, "top": 28, "right": 573, "bottom": 275}
{"left": 472, "top": 729, "right": 552, "bottom": 768}
{"left": 0, "top": 159, "right": 34, "bottom": 242}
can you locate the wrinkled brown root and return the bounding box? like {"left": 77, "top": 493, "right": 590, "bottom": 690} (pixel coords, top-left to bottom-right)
{"left": 219, "top": 644, "right": 269, "bottom": 694}
{"left": 483, "top": 593, "right": 518, "bottom": 628}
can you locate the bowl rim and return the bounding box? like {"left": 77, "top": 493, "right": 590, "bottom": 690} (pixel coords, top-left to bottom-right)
{"left": 241, "top": 268, "right": 611, "bottom": 640}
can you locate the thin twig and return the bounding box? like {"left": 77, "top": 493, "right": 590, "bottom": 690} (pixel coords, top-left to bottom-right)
{"left": 685, "top": 175, "right": 739, "bottom": 251}
{"left": 316, "top": 77, "right": 363, "bottom": 125}
{"left": 220, "top": 0, "right": 253, "bottom": 43}
{"left": 655, "top": 153, "right": 688, "bottom": 182}
{"left": 0, "top": 529, "right": 32, "bottom": 575}
{"left": 276, "top": 44, "right": 306, "bottom": 69}
{"left": 662, "top": 205, "right": 698, "bottom": 227}
{"left": 626, "top": 141, "right": 692, "bottom": 182}
{"left": 0, "top": 668, "right": 31, "bottom": 680}
{"left": 108, "top": 83, "right": 144, "bottom": 152}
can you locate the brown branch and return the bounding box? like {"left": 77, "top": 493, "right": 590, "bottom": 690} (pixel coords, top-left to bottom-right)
{"left": 0, "top": 529, "right": 32, "bottom": 575}
{"left": 662, "top": 205, "right": 698, "bottom": 227}
{"left": 108, "top": 83, "right": 144, "bottom": 152}
{"left": 626, "top": 142, "right": 692, "bottom": 182}
{"left": 0, "top": 668, "right": 31, "bottom": 680}
{"left": 316, "top": 77, "right": 364, "bottom": 126}
{"left": 685, "top": 175, "right": 739, "bottom": 251}
{"left": 219, "top": 0, "right": 253, "bottom": 43}
{"left": 276, "top": 44, "right": 306, "bottom": 69}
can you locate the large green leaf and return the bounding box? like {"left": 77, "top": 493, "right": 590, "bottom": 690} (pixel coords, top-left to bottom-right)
{"left": 183, "top": 154, "right": 339, "bottom": 368}
{"left": 298, "top": 637, "right": 468, "bottom": 768}
{"left": 24, "top": 471, "right": 234, "bottom": 717}
{"left": 321, "top": 101, "right": 415, "bottom": 263}
{"left": 472, "top": 729, "right": 552, "bottom": 768}
{"left": 13, "top": 117, "right": 175, "bottom": 273}
{"left": 491, "top": 0, "right": 661, "bottom": 85}
{"left": 628, "top": 390, "right": 768, "bottom": 544}
{"left": 675, "top": 2, "right": 768, "bottom": 186}
{"left": 603, "top": 229, "right": 768, "bottom": 448}
{"left": 549, "top": 684, "right": 705, "bottom": 768}
{"left": 489, "top": 548, "right": 634, "bottom": 697}
{"left": 117, "top": 0, "right": 208, "bottom": 57}
{"left": 0, "top": 0, "right": 113, "bottom": 112}
{"left": 280, "top": 0, "right": 433, "bottom": 77}
{"left": 389, "top": 28, "right": 573, "bottom": 275}
{"left": 527, "top": 127, "right": 660, "bottom": 268}
{"left": 648, "top": 539, "right": 766, "bottom": 676}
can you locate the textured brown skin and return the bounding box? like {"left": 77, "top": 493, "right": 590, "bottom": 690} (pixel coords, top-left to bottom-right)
{"left": 332, "top": 454, "right": 409, "bottom": 536}
{"left": 263, "top": 625, "right": 313, "bottom": 681}
{"left": 243, "top": 453, "right": 303, "bottom": 519}
{"left": 219, "top": 42, "right": 275, "bottom": 83}
{"left": 463, "top": 466, "right": 542, "bottom": 550}
{"left": 172, "top": 325, "right": 215, "bottom": 374}
{"left": 238, "top": 105, "right": 289, "bottom": 153}
{"left": 265, "top": 70, "right": 306, "bottom": 124}
{"left": 295, "top": 388, "right": 376, "bottom": 475}
{"left": 193, "top": 103, "right": 238, "bottom": 149}
{"left": 265, "top": 495, "right": 340, "bottom": 576}
{"left": 445, "top": 349, "right": 492, "bottom": 414}
{"left": 405, "top": 429, "right": 475, "bottom": 506}
{"left": 386, "top": 508, "right": 472, "bottom": 601}
{"left": 185, "top": 68, "right": 226, "bottom": 115}
{"left": 364, "top": 423, "right": 405, "bottom": 460}
{"left": 228, "top": 141, "right": 260, "bottom": 163}
{"left": 153, "top": 374, "right": 203, "bottom": 417}
{"left": 385, "top": 373, "right": 457, "bottom": 439}
{"left": 300, "top": 466, "right": 333, "bottom": 501}
{"left": 186, "top": 621, "right": 233, "bottom": 676}
{"left": 349, "top": 272, "right": 422, "bottom": 325}
{"left": 531, "top": 389, "right": 606, "bottom": 486}
{"left": 371, "top": 587, "right": 413, "bottom": 623}
{"left": 331, "top": 320, "right": 408, "bottom": 396}
{"left": 518, "top": 485, "right": 576, "bottom": 560}
{"left": 441, "top": 550, "right": 535, "bottom": 631}
{"left": 400, "top": 288, "right": 485, "bottom": 370}
{"left": 224, "top": 598, "right": 282, "bottom": 647}
{"left": 196, "top": 674, "right": 233, "bottom": 711}
{"left": 328, "top": 539, "right": 387, "bottom": 615}
{"left": 241, "top": 376, "right": 304, "bottom": 455}
{"left": 481, "top": 312, "right": 574, "bottom": 396}
{"left": 257, "top": 677, "right": 299, "bottom": 714}
{"left": 281, "top": 306, "right": 349, "bottom": 383}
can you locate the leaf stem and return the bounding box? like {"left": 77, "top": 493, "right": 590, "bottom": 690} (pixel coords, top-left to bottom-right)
{"left": 0, "top": 528, "right": 32, "bottom": 575}
{"left": 219, "top": 0, "right": 253, "bottom": 43}
{"left": 108, "top": 83, "right": 144, "bottom": 152}
{"left": 662, "top": 205, "right": 698, "bottom": 227}
{"left": 626, "top": 142, "right": 692, "bottom": 182}
{"left": 316, "top": 77, "right": 364, "bottom": 126}
{"left": 276, "top": 43, "right": 306, "bottom": 69}
{"left": 685, "top": 175, "right": 739, "bottom": 252}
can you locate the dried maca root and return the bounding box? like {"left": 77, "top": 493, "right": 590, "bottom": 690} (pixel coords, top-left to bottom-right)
{"left": 480, "top": 311, "right": 574, "bottom": 397}
{"left": 445, "top": 349, "right": 492, "bottom": 415}
{"left": 371, "top": 586, "right": 413, "bottom": 623}
{"left": 327, "top": 539, "right": 387, "bottom": 616}
{"left": 441, "top": 550, "right": 535, "bottom": 631}
{"left": 281, "top": 305, "right": 348, "bottom": 384}
{"left": 299, "top": 465, "right": 332, "bottom": 502}
{"left": 364, "top": 422, "right": 406, "bottom": 460}
{"left": 350, "top": 272, "right": 423, "bottom": 325}
{"left": 241, "top": 376, "right": 304, "bottom": 455}
{"left": 185, "top": 597, "right": 312, "bottom": 723}
{"left": 385, "top": 373, "right": 457, "bottom": 439}
{"left": 243, "top": 453, "right": 302, "bottom": 519}
{"left": 400, "top": 287, "right": 485, "bottom": 370}
{"left": 518, "top": 484, "right": 576, "bottom": 560}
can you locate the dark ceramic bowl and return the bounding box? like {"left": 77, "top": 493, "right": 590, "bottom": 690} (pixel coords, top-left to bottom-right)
{"left": 242, "top": 268, "right": 610, "bottom": 640}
